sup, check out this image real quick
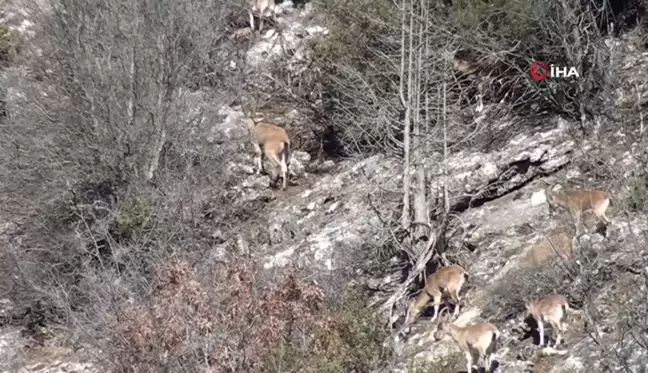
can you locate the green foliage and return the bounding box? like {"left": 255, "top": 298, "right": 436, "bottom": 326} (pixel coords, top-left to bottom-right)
{"left": 325, "top": 294, "right": 389, "bottom": 371}
{"left": 309, "top": 0, "right": 400, "bottom": 105}
{"left": 112, "top": 196, "right": 152, "bottom": 239}
{"left": 407, "top": 352, "right": 464, "bottom": 373}
{"left": 311, "top": 0, "right": 396, "bottom": 69}
{"left": 447, "top": 0, "right": 539, "bottom": 43}
{"left": 626, "top": 174, "right": 648, "bottom": 212}
{"left": 449, "top": 0, "right": 612, "bottom": 120}
{"left": 0, "top": 24, "right": 21, "bottom": 62}
{"left": 305, "top": 0, "right": 614, "bottom": 156}
{"left": 262, "top": 291, "right": 390, "bottom": 373}
{"left": 303, "top": 0, "right": 402, "bottom": 155}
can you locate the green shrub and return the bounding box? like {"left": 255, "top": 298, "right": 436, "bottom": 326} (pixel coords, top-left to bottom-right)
{"left": 262, "top": 291, "right": 390, "bottom": 373}
{"left": 304, "top": 0, "right": 400, "bottom": 155}
{"left": 305, "top": 0, "right": 614, "bottom": 156}
{"left": 442, "top": 0, "right": 612, "bottom": 121}
{"left": 311, "top": 0, "right": 396, "bottom": 68}
{"left": 112, "top": 196, "right": 152, "bottom": 240}
{"left": 324, "top": 294, "right": 390, "bottom": 371}
{"left": 447, "top": 0, "right": 538, "bottom": 42}
{"left": 407, "top": 352, "right": 464, "bottom": 373}
{"left": 0, "top": 25, "right": 21, "bottom": 62}
{"left": 626, "top": 174, "right": 648, "bottom": 212}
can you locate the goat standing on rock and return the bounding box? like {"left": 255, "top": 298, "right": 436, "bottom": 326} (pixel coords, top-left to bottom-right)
{"left": 435, "top": 310, "right": 500, "bottom": 373}
{"left": 405, "top": 264, "right": 469, "bottom": 328}
{"left": 240, "top": 99, "right": 292, "bottom": 190}
{"left": 545, "top": 184, "right": 611, "bottom": 235}
{"left": 525, "top": 294, "right": 570, "bottom": 348}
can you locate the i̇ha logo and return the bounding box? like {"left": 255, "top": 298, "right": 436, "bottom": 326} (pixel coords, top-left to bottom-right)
{"left": 529, "top": 61, "right": 579, "bottom": 81}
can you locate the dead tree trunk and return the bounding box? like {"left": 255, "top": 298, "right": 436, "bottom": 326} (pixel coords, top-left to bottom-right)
{"left": 399, "top": 0, "right": 414, "bottom": 230}
{"left": 412, "top": 0, "right": 428, "bottom": 243}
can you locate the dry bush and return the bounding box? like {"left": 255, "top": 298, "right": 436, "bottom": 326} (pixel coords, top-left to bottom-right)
{"left": 105, "top": 259, "right": 388, "bottom": 373}
{"left": 0, "top": 0, "right": 255, "bottom": 353}
{"left": 607, "top": 275, "right": 648, "bottom": 369}
{"left": 0, "top": 52, "right": 367, "bottom": 369}
{"left": 0, "top": 0, "right": 237, "bottom": 223}
{"left": 0, "top": 2, "right": 216, "bottom": 271}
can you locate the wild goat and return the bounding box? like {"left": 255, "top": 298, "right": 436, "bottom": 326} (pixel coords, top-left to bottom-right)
{"left": 241, "top": 100, "right": 291, "bottom": 190}
{"left": 526, "top": 294, "right": 569, "bottom": 348}
{"left": 434, "top": 311, "right": 500, "bottom": 373}
{"left": 525, "top": 231, "right": 573, "bottom": 266}
{"left": 247, "top": 0, "right": 275, "bottom": 32}
{"left": 545, "top": 185, "right": 611, "bottom": 234}
{"left": 405, "top": 264, "right": 469, "bottom": 326}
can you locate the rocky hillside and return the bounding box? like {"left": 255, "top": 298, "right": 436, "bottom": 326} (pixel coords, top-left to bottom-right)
{"left": 2, "top": 0, "right": 648, "bottom": 372}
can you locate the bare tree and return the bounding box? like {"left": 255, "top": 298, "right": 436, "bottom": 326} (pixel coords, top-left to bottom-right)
{"left": 2, "top": 0, "right": 231, "bottom": 194}
{"left": 399, "top": 0, "right": 413, "bottom": 230}
{"left": 412, "top": 0, "right": 428, "bottom": 239}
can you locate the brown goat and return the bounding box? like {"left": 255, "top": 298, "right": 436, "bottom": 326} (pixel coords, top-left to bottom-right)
{"left": 525, "top": 231, "right": 574, "bottom": 266}
{"left": 405, "top": 264, "right": 469, "bottom": 326}
{"left": 435, "top": 311, "right": 500, "bottom": 373}
{"left": 545, "top": 185, "right": 611, "bottom": 234}
{"left": 240, "top": 99, "right": 291, "bottom": 190}
{"left": 526, "top": 294, "right": 570, "bottom": 348}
